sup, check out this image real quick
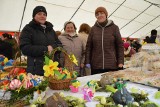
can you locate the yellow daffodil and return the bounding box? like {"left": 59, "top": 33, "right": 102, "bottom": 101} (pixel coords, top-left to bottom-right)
{"left": 4, "top": 57, "right": 8, "bottom": 64}
{"left": 69, "top": 54, "right": 78, "bottom": 66}
{"left": 43, "top": 60, "right": 59, "bottom": 77}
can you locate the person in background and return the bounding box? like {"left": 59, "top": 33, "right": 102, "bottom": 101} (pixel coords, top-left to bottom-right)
{"left": 0, "top": 33, "right": 13, "bottom": 59}
{"left": 150, "top": 29, "right": 157, "bottom": 43}
{"left": 58, "top": 21, "right": 85, "bottom": 76}
{"left": 4, "top": 33, "right": 20, "bottom": 59}
{"left": 143, "top": 36, "right": 150, "bottom": 44}
{"left": 132, "top": 40, "right": 142, "bottom": 52}
{"left": 55, "top": 30, "right": 62, "bottom": 37}
{"left": 124, "top": 42, "right": 136, "bottom": 61}
{"left": 85, "top": 6, "right": 124, "bottom": 75}
{"left": 20, "top": 6, "right": 62, "bottom": 76}
{"left": 78, "top": 23, "right": 91, "bottom": 76}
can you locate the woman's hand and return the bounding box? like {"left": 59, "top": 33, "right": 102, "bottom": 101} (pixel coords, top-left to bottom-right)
{"left": 118, "top": 64, "right": 123, "bottom": 68}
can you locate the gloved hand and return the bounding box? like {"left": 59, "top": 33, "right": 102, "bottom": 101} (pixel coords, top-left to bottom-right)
{"left": 86, "top": 64, "right": 91, "bottom": 68}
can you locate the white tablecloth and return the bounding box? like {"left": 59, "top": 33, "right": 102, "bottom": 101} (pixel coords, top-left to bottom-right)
{"left": 44, "top": 73, "right": 160, "bottom": 107}
{"left": 142, "top": 44, "right": 160, "bottom": 50}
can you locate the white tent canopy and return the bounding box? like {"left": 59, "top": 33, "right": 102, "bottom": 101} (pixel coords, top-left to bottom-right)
{"left": 0, "top": 0, "right": 160, "bottom": 38}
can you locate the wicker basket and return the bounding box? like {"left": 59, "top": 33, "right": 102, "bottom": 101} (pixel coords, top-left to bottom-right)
{"left": 3, "top": 51, "right": 27, "bottom": 73}
{"left": 48, "top": 47, "right": 76, "bottom": 90}
{"left": 48, "top": 77, "right": 76, "bottom": 90}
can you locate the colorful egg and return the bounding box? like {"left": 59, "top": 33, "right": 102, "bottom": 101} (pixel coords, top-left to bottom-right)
{"left": 9, "top": 79, "right": 22, "bottom": 90}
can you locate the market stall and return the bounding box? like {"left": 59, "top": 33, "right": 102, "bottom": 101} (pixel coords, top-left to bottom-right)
{"left": 1, "top": 46, "right": 160, "bottom": 106}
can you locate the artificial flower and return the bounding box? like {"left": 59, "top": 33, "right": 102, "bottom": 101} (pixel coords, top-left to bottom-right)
{"left": 63, "top": 68, "right": 71, "bottom": 79}
{"left": 71, "top": 80, "right": 80, "bottom": 88}
{"left": 43, "top": 60, "right": 59, "bottom": 77}
{"left": 69, "top": 54, "right": 78, "bottom": 66}
{"left": 54, "top": 70, "right": 66, "bottom": 80}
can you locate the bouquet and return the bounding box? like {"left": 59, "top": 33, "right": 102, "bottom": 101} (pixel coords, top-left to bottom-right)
{"left": 43, "top": 47, "right": 78, "bottom": 90}
{"left": 43, "top": 47, "right": 78, "bottom": 80}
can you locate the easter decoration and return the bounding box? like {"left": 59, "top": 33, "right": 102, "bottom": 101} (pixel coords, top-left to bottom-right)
{"left": 0, "top": 69, "right": 48, "bottom": 106}
{"left": 69, "top": 80, "right": 80, "bottom": 93}
{"left": 94, "top": 77, "right": 160, "bottom": 107}
{"left": 43, "top": 47, "right": 78, "bottom": 90}
{"left": 0, "top": 56, "right": 13, "bottom": 72}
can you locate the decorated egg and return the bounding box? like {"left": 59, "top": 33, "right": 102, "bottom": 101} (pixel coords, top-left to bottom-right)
{"left": 9, "top": 79, "right": 22, "bottom": 90}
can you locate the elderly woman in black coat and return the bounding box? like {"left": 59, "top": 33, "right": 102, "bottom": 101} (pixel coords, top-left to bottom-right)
{"left": 20, "top": 6, "right": 62, "bottom": 76}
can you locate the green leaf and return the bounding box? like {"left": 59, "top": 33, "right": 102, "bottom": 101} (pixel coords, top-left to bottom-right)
{"left": 19, "top": 75, "right": 24, "bottom": 81}
{"left": 44, "top": 56, "right": 50, "bottom": 65}
{"left": 155, "top": 91, "right": 160, "bottom": 99}
{"left": 54, "top": 70, "right": 61, "bottom": 76}
{"left": 62, "top": 74, "right": 67, "bottom": 80}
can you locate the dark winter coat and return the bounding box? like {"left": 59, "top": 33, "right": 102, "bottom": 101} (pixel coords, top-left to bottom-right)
{"left": 85, "top": 20, "right": 124, "bottom": 70}
{"left": 20, "top": 20, "right": 62, "bottom": 76}
{"left": 0, "top": 40, "right": 13, "bottom": 59}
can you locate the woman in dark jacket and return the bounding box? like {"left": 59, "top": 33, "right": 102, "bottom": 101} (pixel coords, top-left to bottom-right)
{"left": 85, "top": 7, "right": 124, "bottom": 75}
{"left": 20, "top": 6, "right": 62, "bottom": 76}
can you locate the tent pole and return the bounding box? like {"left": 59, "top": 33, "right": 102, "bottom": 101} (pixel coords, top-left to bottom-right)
{"left": 17, "top": 0, "right": 28, "bottom": 61}
{"left": 61, "top": 0, "right": 85, "bottom": 31}
{"left": 108, "top": 0, "right": 126, "bottom": 18}
{"left": 120, "top": 4, "right": 152, "bottom": 30}
{"left": 18, "top": 0, "right": 28, "bottom": 33}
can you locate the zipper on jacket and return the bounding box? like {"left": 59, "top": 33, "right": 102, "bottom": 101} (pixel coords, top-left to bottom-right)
{"left": 97, "top": 22, "right": 108, "bottom": 69}
{"left": 102, "top": 28, "right": 104, "bottom": 69}
{"left": 43, "top": 28, "right": 45, "bottom": 33}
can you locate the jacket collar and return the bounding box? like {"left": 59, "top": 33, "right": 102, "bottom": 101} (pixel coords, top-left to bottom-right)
{"left": 95, "top": 20, "right": 113, "bottom": 28}
{"left": 61, "top": 33, "right": 78, "bottom": 40}
{"left": 28, "top": 19, "right": 53, "bottom": 31}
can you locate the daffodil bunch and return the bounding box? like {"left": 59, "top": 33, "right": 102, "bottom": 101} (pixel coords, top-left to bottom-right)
{"left": 43, "top": 54, "right": 79, "bottom": 80}
{"left": 43, "top": 56, "right": 59, "bottom": 77}
{"left": 43, "top": 47, "right": 79, "bottom": 80}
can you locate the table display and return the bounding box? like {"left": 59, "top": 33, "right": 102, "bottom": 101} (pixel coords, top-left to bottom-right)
{"left": 34, "top": 73, "right": 159, "bottom": 107}
{"left": 1, "top": 70, "right": 160, "bottom": 107}
{"left": 1, "top": 46, "right": 160, "bottom": 106}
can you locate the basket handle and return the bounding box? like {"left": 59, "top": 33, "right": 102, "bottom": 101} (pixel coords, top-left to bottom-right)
{"left": 49, "top": 47, "right": 75, "bottom": 72}
{"left": 14, "top": 51, "right": 22, "bottom": 64}
{"left": 51, "top": 47, "right": 66, "bottom": 60}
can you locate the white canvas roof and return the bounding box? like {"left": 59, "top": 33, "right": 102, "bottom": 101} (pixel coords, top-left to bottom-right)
{"left": 0, "top": 0, "right": 160, "bottom": 38}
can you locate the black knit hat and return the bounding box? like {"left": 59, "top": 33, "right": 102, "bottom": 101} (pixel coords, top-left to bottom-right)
{"left": 32, "top": 6, "right": 47, "bottom": 18}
